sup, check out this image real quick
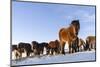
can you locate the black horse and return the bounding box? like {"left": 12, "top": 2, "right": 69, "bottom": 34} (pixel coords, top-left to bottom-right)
{"left": 32, "top": 41, "right": 48, "bottom": 55}
{"left": 71, "top": 37, "right": 79, "bottom": 53}
{"left": 18, "top": 42, "right": 33, "bottom": 57}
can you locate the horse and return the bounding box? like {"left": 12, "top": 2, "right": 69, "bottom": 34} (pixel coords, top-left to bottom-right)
{"left": 78, "top": 38, "right": 85, "bottom": 52}
{"left": 59, "top": 20, "right": 80, "bottom": 54}
{"left": 12, "top": 45, "right": 21, "bottom": 59}
{"left": 32, "top": 41, "right": 48, "bottom": 55}
{"left": 12, "top": 45, "right": 17, "bottom": 51}
{"left": 85, "top": 36, "right": 96, "bottom": 51}
{"left": 71, "top": 37, "right": 79, "bottom": 53}
{"left": 32, "top": 41, "right": 39, "bottom": 55}
{"left": 18, "top": 42, "right": 33, "bottom": 58}
{"left": 47, "top": 40, "right": 60, "bottom": 55}
{"left": 39, "top": 42, "right": 49, "bottom": 55}
{"left": 71, "top": 37, "right": 85, "bottom": 53}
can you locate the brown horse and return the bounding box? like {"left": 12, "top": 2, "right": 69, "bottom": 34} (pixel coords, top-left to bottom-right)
{"left": 59, "top": 20, "right": 80, "bottom": 54}
{"left": 85, "top": 36, "right": 96, "bottom": 51}
{"left": 78, "top": 38, "right": 85, "bottom": 51}
{"left": 47, "top": 40, "right": 60, "bottom": 55}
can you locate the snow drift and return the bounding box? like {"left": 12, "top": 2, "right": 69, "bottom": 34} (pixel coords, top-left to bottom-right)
{"left": 11, "top": 50, "right": 96, "bottom": 66}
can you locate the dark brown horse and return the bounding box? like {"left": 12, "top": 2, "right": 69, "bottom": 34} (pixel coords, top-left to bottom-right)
{"left": 85, "top": 36, "right": 96, "bottom": 51}
{"left": 59, "top": 20, "right": 80, "bottom": 54}
{"left": 32, "top": 41, "right": 48, "bottom": 55}
{"left": 47, "top": 40, "right": 60, "bottom": 55}
{"left": 71, "top": 37, "right": 79, "bottom": 53}
{"left": 12, "top": 45, "right": 21, "bottom": 59}
{"left": 71, "top": 37, "right": 85, "bottom": 53}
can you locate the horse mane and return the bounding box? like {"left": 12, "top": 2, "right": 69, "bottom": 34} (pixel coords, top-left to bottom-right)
{"left": 71, "top": 20, "right": 80, "bottom": 35}
{"left": 71, "top": 20, "right": 80, "bottom": 29}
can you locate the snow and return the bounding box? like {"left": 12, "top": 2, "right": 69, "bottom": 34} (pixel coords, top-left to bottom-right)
{"left": 11, "top": 50, "right": 96, "bottom": 66}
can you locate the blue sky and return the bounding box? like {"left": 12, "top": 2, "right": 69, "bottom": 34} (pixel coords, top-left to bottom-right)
{"left": 12, "top": 1, "right": 96, "bottom": 44}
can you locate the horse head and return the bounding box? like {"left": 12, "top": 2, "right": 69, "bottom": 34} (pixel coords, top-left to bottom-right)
{"left": 71, "top": 20, "right": 80, "bottom": 35}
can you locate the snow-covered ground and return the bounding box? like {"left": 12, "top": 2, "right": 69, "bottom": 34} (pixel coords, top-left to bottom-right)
{"left": 11, "top": 50, "right": 96, "bottom": 66}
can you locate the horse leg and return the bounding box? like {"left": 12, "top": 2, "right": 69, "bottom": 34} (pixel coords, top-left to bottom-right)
{"left": 41, "top": 48, "right": 44, "bottom": 55}
{"left": 68, "top": 41, "right": 72, "bottom": 53}
{"left": 69, "top": 45, "right": 72, "bottom": 53}
{"left": 72, "top": 45, "right": 76, "bottom": 53}
{"left": 86, "top": 41, "right": 89, "bottom": 51}
{"left": 84, "top": 44, "right": 88, "bottom": 51}
{"left": 38, "top": 50, "right": 40, "bottom": 55}
{"left": 26, "top": 52, "right": 29, "bottom": 57}
{"left": 46, "top": 48, "right": 50, "bottom": 55}
{"left": 57, "top": 44, "right": 61, "bottom": 54}
{"left": 60, "top": 42, "right": 65, "bottom": 55}
{"left": 77, "top": 45, "right": 79, "bottom": 52}
{"left": 58, "top": 46, "right": 61, "bottom": 54}
{"left": 18, "top": 51, "right": 22, "bottom": 59}
{"left": 51, "top": 48, "right": 54, "bottom": 55}
{"left": 56, "top": 48, "right": 59, "bottom": 54}
{"left": 91, "top": 43, "right": 94, "bottom": 49}
{"left": 36, "top": 49, "right": 39, "bottom": 55}
{"left": 71, "top": 42, "right": 74, "bottom": 53}
{"left": 72, "top": 47, "right": 74, "bottom": 53}
{"left": 15, "top": 50, "right": 18, "bottom": 59}
{"left": 55, "top": 48, "right": 58, "bottom": 55}
{"left": 89, "top": 43, "right": 91, "bottom": 51}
